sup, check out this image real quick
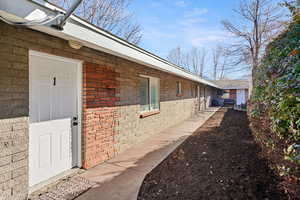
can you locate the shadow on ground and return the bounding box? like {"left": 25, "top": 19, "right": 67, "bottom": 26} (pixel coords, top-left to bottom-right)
{"left": 75, "top": 108, "right": 219, "bottom": 200}
{"left": 137, "top": 108, "right": 287, "bottom": 200}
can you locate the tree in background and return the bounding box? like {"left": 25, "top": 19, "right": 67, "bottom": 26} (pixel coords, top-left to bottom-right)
{"left": 221, "top": 0, "right": 287, "bottom": 73}
{"left": 166, "top": 46, "right": 188, "bottom": 69}
{"left": 166, "top": 46, "right": 207, "bottom": 78}
{"left": 212, "top": 45, "right": 227, "bottom": 80}
{"left": 189, "top": 47, "right": 207, "bottom": 78}
{"left": 48, "top": 0, "right": 142, "bottom": 45}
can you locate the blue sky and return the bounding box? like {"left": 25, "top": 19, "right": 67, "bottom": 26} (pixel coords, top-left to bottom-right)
{"left": 129, "top": 0, "right": 237, "bottom": 55}
{"left": 128, "top": 0, "right": 284, "bottom": 79}
{"left": 128, "top": 0, "right": 242, "bottom": 78}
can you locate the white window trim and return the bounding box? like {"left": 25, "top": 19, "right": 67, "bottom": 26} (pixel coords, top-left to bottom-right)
{"left": 139, "top": 75, "right": 160, "bottom": 113}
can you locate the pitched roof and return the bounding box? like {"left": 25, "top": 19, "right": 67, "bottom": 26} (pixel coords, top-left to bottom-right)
{"left": 212, "top": 79, "right": 250, "bottom": 90}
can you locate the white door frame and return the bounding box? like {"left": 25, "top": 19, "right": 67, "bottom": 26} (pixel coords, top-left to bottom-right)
{"left": 29, "top": 50, "right": 83, "bottom": 168}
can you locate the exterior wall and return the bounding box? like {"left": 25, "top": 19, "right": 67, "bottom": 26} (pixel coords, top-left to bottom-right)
{"left": 229, "top": 89, "right": 248, "bottom": 104}
{"left": 116, "top": 64, "right": 200, "bottom": 153}
{"left": 229, "top": 89, "right": 237, "bottom": 100}
{"left": 0, "top": 118, "right": 28, "bottom": 200}
{"left": 82, "top": 62, "right": 120, "bottom": 168}
{"left": 0, "top": 22, "right": 218, "bottom": 197}
{"left": 82, "top": 58, "right": 203, "bottom": 167}
{"left": 0, "top": 22, "right": 29, "bottom": 200}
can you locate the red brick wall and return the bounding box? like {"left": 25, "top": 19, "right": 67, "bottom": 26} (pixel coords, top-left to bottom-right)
{"left": 82, "top": 62, "right": 120, "bottom": 168}
{"left": 229, "top": 89, "right": 237, "bottom": 100}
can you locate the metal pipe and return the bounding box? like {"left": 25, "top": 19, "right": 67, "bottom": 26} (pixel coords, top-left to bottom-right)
{"left": 56, "top": 0, "right": 83, "bottom": 30}
{"left": 0, "top": 13, "right": 63, "bottom": 26}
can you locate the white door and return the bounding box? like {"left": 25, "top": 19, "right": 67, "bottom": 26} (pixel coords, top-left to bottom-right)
{"left": 236, "top": 89, "right": 246, "bottom": 105}
{"left": 29, "top": 51, "right": 81, "bottom": 187}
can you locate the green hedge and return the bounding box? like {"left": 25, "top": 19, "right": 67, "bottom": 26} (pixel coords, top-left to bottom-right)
{"left": 250, "top": 11, "right": 300, "bottom": 180}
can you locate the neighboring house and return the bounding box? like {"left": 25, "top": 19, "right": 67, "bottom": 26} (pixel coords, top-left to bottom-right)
{"left": 213, "top": 79, "right": 250, "bottom": 106}
{"left": 0, "top": 1, "right": 220, "bottom": 199}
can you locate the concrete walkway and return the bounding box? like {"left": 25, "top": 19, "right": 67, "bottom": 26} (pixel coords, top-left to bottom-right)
{"left": 76, "top": 107, "right": 220, "bottom": 200}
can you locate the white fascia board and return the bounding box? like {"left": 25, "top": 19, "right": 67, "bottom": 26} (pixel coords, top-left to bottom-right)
{"left": 0, "top": 0, "right": 219, "bottom": 88}
{"left": 223, "top": 87, "right": 249, "bottom": 90}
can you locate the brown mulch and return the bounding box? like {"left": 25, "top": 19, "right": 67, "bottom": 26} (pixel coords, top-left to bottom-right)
{"left": 137, "top": 108, "right": 291, "bottom": 200}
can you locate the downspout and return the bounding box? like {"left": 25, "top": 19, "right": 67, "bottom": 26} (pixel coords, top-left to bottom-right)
{"left": 52, "top": 0, "right": 83, "bottom": 30}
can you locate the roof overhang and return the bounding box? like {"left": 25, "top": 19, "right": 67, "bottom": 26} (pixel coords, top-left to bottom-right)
{"left": 0, "top": 0, "right": 220, "bottom": 88}
{"left": 223, "top": 87, "right": 249, "bottom": 90}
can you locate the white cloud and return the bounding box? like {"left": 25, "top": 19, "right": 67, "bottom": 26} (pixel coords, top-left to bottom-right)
{"left": 179, "top": 7, "right": 208, "bottom": 27}
{"left": 184, "top": 8, "right": 208, "bottom": 18}
{"left": 183, "top": 28, "right": 229, "bottom": 47}
{"left": 190, "top": 35, "right": 227, "bottom": 46}
{"left": 180, "top": 18, "right": 206, "bottom": 26}
{"left": 143, "top": 27, "right": 178, "bottom": 40}
{"left": 175, "top": 0, "right": 187, "bottom": 7}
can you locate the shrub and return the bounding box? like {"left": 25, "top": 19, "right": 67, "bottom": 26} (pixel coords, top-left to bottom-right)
{"left": 249, "top": 7, "right": 300, "bottom": 197}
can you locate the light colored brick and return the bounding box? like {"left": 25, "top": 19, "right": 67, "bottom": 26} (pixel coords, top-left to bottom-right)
{"left": 12, "top": 158, "right": 27, "bottom": 170}
{"left": 0, "top": 156, "right": 11, "bottom": 167}
{"left": 0, "top": 178, "right": 12, "bottom": 191}
{"left": 0, "top": 188, "right": 11, "bottom": 200}
{"left": 12, "top": 166, "right": 27, "bottom": 178}
{"left": 12, "top": 152, "right": 27, "bottom": 163}
{"left": 0, "top": 170, "right": 11, "bottom": 184}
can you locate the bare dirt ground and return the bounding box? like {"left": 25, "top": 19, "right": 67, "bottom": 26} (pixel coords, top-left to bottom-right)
{"left": 137, "top": 108, "right": 290, "bottom": 200}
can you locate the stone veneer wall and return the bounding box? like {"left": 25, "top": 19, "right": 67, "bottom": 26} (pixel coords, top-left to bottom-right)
{"left": 0, "top": 118, "right": 28, "bottom": 200}
{"left": 0, "top": 22, "right": 217, "bottom": 198}
{"left": 0, "top": 22, "right": 29, "bottom": 200}
{"left": 82, "top": 62, "right": 120, "bottom": 168}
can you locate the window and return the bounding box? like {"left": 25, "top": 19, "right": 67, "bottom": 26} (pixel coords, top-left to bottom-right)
{"left": 139, "top": 76, "right": 160, "bottom": 112}
{"left": 176, "top": 81, "right": 182, "bottom": 96}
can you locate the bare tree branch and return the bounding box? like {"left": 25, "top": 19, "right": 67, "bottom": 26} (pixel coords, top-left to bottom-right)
{"left": 166, "top": 46, "right": 208, "bottom": 78}
{"left": 221, "top": 0, "right": 288, "bottom": 72}
{"left": 212, "top": 45, "right": 224, "bottom": 80}
{"left": 47, "top": 0, "right": 143, "bottom": 45}
{"left": 189, "top": 47, "right": 207, "bottom": 77}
